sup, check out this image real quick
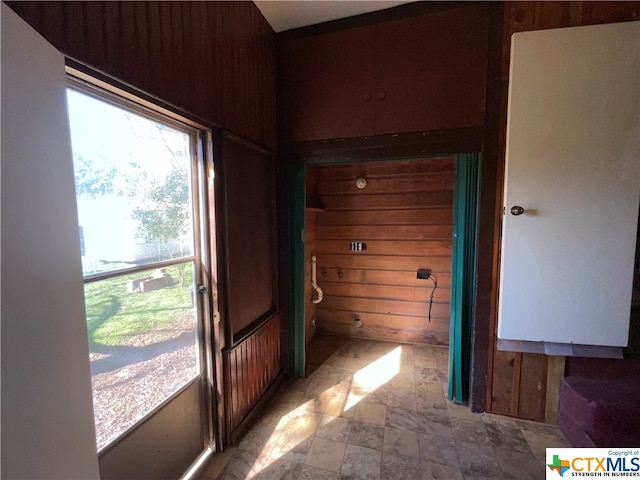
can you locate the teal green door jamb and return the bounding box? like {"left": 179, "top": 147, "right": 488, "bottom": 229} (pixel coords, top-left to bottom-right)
{"left": 448, "top": 153, "right": 481, "bottom": 404}
{"left": 287, "top": 164, "right": 306, "bottom": 377}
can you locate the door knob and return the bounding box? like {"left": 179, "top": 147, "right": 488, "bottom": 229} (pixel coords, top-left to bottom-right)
{"left": 510, "top": 206, "right": 525, "bottom": 216}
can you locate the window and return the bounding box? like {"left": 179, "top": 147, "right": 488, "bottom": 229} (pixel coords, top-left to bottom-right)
{"left": 66, "top": 78, "right": 211, "bottom": 452}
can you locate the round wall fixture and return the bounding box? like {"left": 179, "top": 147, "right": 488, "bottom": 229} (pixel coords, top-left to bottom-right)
{"left": 356, "top": 177, "right": 367, "bottom": 189}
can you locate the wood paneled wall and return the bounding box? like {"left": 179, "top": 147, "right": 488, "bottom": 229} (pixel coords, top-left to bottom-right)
{"left": 485, "top": 1, "right": 640, "bottom": 421}
{"left": 312, "top": 158, "right": 454, "bottom": 344}
{"left": 224, "top": 314, "right": 281, "bottom": 438}
{"left": 277, "top": 3, "right": 489, "bottom": 143}
{"left": 222, "top": 134, "right": 278, "bottom": 340}
{"left": 6, "top": 1, "right": 277, "bottom": 150}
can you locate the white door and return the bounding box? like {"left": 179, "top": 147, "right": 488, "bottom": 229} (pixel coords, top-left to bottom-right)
{"left": 498, "top": 21, "right": 640, "bottom": 357}
{"left": 1, "top": 5, "right": 100, "bottom": 478}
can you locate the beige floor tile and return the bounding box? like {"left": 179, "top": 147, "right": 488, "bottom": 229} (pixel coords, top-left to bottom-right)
{"left": 421, "top": 459, "right": 463, "bottom": 480}
{"left": 383, "top": 426, "right": 420, "bottom": 458}
{"left": 358, "top": 384, "right": 388, "bottom": 405}
{"left": 348, "top": 421, "right": 385, "bottom": 450}
{"left": 387, "top": 387, "right": 417, "bottom": 410}
{"left": 299, "top": 465, "right": 341, "bottom": 480}
{"left": 494, "top": 447, "right": 544, "bottom": 479}
{"left": 388, "top": 374, "right": 416, "bottom": 390}
{"left": 237, "top": 424, "right": 281, "bottom": 458}
{"left": 343, "top": 357, "right": 372, "bottom": 370}
{"left": 417, "top": 392, "right": 447, "bottom": 409}
{"left": 254, "top": 458, "right": 302, "bottom": 480}
{"left": 447, "top": 401, "right": 484, "bottom": 422}
{"left": 312, "top": 389, "right": 349, "bottom": 417}
{"left": 304, "top": 437, "right": 347, "bottom": 472}
{"left": 417, "top": 410, "right": 453, "bottom": 438}
{"left": 196, "top": 337, "right": 570, "bottom": 480}
{"left": 482, "top": 415, "right": 531, "bottom": 453}
{"left": 414, "top": 355, "right": 439, "bottom": 368}
{"left": 269, "top": 429, "right": 315, "bottom": 465}
{"left": 341, "top": 444, "right": 381, "bottom": 480}
{"left": 415, "top": 366, "right": 442, "bottom": 383}
{"left": 451, "top": 417, "right": 491, "bottom": 445}
{"left": 285, "top": 410, "right": 322, "bottom": 436}
{"left": 416, "top": 380, "right": 446, "bottom": 394}
{"left": 215, "top": 448, "right": 267, "bottom": 480}
{"left": 381, "top": 452, "right": 421, "bottom": 480}
{"left": 419, "top": 432, "right": 460, "bottom": 467}
{"left": 354, "top": 401, "right": 386, "bottom": 425}
{"left": 385, "top": 406, "right": 418, "bottom": 431}
{"left": 456, "top": 440, "right": 501, "bottom": 477}
{"left": 521, "top": 429, "right": 570, "bottom": 464}
{"left": 316, "top": 415, "right": 350, "bottom": 443}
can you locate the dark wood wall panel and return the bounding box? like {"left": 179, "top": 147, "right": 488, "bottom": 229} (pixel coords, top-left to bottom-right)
{"left": 312, "top": 158, "right": 454, "bottom": 345}
{"left": 485, "top": 1, "right": 640, "bottom": 422}
{"left": 278, "top": 3, "right": 490, "bottom": 142}
{"left": 6, "top": 1, "right": 277, "bottom": 150}
{"left": 223, "top": 135, "right": 277, "bottom": 339}
{"left": 225, "top": 314, "right": 281, "bottom": 435}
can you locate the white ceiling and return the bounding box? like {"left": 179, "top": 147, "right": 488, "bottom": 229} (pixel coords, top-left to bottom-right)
{"left": 253, "top": 1, "right": 415, "bottom": 33}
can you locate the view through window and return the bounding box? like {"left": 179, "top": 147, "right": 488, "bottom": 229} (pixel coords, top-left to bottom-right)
{"left": 67, "top": 86, "right": 202, "bottom": 450}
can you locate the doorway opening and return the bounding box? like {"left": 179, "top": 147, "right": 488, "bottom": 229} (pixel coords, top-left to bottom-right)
{"left": 289, "top": 154, "right": 480, "bottom": 404}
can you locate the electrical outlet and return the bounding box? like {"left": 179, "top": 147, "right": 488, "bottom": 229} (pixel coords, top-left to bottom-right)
{"left": 417, "top": 268, "right": 431, "bottom": 280}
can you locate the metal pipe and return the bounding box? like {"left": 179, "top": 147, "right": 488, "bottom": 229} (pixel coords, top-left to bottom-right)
{"left": 311, "top": 255, "right": 323, "bottom": 304}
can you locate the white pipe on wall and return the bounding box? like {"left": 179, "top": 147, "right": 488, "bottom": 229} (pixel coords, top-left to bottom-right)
{"left": 311, "top": 255, "right": 323, "bottom": 304}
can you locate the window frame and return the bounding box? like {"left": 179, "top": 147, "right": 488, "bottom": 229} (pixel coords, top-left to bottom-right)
{"left": 66, "top": 66, "right": 217, "bottom": 454}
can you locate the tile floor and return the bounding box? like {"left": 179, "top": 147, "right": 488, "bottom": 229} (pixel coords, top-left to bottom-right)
{"left": 197, "top": 337, "right": 569, "bottom": 480}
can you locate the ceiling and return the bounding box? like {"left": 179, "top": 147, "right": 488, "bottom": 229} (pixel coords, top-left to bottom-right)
{"left": 253, "top": 1, "right": 415, "bottom": 33}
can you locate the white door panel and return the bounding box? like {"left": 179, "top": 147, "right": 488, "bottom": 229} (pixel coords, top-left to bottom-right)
{"left": 1, "top": 4, "right": 100, "bottom": 477}
{"left": 499, "top": 22, "right": 640, "bottom": 354}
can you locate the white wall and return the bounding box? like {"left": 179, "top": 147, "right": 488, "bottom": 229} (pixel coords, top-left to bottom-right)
{"left": 1, "top": 5, "right": 100, "bottom": 478}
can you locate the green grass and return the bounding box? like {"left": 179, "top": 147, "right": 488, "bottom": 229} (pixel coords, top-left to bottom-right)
{"left": 84, "top": 263, "right": 194, "bottom": 348}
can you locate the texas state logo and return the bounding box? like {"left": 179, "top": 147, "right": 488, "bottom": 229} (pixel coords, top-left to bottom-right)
{"left": 547, "top": 449, "right": 640, "bottom": 479}
{"left": 548, "top": 454, "right": 571, "bottom": 477}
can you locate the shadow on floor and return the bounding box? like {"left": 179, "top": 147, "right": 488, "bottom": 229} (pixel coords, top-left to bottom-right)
{"left": 304, "top": 334, "right": 350, "bottom": 378}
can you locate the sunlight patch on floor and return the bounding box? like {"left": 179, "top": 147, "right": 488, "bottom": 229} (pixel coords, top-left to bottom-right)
{"left": 252, "top": 345, "right": 402, "bottom": 475}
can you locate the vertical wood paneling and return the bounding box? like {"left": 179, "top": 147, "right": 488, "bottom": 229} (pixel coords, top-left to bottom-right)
{"left": 224, "top": 315, "right": 281, "bottom": 434}
{"left": 487, "top": 1, "right": 640, "bottom": 422}
{"left": 312, "top": 158, "right": 454, "bottom": 345}
{"left": 84, "top": 2, "right": 106, "bottom": 68}
{"left": 119, "top": 2, "right": 137, "bottom": 87}
{"left": 64, "top": 1, "right": 86, "bottom": 58}
{"left": 103, "top": 2, "right": 121, "bottom": 75}
{"left": 6, "top": 1, "right": 276, "bottom": 150}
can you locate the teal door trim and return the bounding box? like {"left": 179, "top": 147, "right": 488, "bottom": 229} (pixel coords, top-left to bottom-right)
{"left": 448, "top": 153, "right": 481, "bottom": 403}
{"left": 287, "top": 164, "right": 306, "bottom": 377}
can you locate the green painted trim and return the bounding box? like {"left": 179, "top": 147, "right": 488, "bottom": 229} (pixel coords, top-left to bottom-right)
{"left": 448, "top": 153, "right": 481, "bottom": 403}
{"left": 287, "top": 165, "right": 306, "bottom": 377}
